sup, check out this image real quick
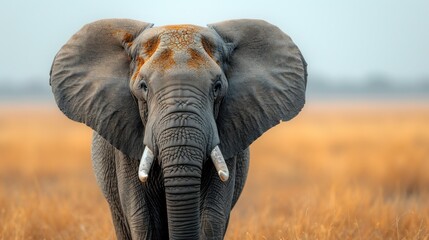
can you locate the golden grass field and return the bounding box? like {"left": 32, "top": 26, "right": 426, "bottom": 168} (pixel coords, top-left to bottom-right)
{"left": 1, "top": 101, "right": 428, "bottom": 240}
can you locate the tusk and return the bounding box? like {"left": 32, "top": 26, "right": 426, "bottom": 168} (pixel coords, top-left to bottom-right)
{"left": 138, "top": 146, "right": 154, "bottom": 182}
{"left": 210, "top": 146, "right": 229, "bottom": 182}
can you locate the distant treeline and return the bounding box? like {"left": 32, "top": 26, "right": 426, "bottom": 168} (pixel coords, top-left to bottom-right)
{"left": 0, "top": 79, "right": 51, "bottom": 101}
{"left": 307, "top": 75, "right": 429, "bottom": 100}
{"left": 1, "top": 76, "right": 428, "bottom": 101}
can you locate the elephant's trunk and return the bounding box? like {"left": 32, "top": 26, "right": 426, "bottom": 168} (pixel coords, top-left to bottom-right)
{"left": 141, "top": 84, "right": 228, "bottom": 238}
{"left": 157, "top": 116, "right": 208, "bottom": 239}
{"left": 162, "top": 146, "right": 202, "bottom": 239}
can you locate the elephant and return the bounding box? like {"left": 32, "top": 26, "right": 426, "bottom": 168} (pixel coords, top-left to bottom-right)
{"left": 50, "top": 18, "right": 307, "bottom": 240}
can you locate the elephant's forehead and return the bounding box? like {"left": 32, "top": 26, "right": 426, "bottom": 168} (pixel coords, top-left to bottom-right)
{"left": 158, "top": 25, "right": 202, "bottom": 50}
{"left": 142, "top": 25, "right": 217, "bottom": 72}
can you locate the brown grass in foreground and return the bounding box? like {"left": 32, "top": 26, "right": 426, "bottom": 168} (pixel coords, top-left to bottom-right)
{"left": 0, "top": 102, "right": 428, "bottom": 240}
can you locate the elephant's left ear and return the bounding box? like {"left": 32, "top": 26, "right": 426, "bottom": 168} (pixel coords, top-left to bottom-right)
{"left": 50, "top": 19, "right": 153, "bottom": 160}
{"left": 208, "top": 19, "right": 307, "bottom": 159}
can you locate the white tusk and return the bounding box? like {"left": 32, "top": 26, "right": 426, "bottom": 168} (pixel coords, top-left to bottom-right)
{"left": 138, "top": 146, "right": 154, "bottom": 182}
{"left": 210, "top": 146, "right": 229, "bottom": 182}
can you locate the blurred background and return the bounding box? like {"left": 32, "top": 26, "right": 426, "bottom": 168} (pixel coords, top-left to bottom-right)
{"left": 2, "top": 0, "right": 429, "bottom": 102}
{"left": 1, "top": 0, "right": 428, "bottom": 239}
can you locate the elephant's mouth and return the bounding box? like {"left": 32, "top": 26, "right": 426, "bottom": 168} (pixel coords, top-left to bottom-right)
{"left": 138, "top": 145, "right": 229, "bottom": 183}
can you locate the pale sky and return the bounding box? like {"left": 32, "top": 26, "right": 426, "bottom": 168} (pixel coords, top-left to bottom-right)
{"left": 1, "top": 0, "right": 428, "bottom": 83}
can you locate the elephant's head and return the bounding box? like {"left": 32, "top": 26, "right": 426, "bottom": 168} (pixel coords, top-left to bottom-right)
{"left": 50, "top": 19, "right": 306, "bottom": 239}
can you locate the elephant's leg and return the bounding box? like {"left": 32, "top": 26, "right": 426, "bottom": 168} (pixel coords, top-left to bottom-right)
{"left": 231, "top": 148, "right": 250, "bottom": 208}
{"left": 91, "top": 132, "right": 131, "bottom": 240}
{"left": 114, "top": 148, "right": 152, "bottom": 239}
{"left": 141, "top": 163, "right": 169, "bottom": 240}
{"left": 200, "top": 154, "right": 238, "bottom": 240}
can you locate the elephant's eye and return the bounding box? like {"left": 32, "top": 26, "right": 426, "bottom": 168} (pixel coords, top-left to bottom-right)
{"left": 139, "top": 80, "right": 148, "bottom": 92}
{"left": 213, "top": 81, "right": 222, "bottom": 97}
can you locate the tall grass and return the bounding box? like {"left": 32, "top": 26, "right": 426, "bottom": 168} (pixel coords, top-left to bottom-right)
{"left": 1, "top": 102, "right": 428, "bottom": 239}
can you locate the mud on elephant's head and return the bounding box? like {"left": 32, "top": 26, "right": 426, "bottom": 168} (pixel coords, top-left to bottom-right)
{"left": 50, "top": 18, "right": 307, "bottom": 238}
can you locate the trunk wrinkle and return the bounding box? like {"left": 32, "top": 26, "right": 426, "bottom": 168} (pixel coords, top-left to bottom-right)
{"left": 158, "top": 135, "right": 205, "bottom": 239}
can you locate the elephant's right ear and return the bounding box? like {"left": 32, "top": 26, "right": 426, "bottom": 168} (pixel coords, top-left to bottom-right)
{"left": 50, "top": 19, "right": 153, "bottom": 160}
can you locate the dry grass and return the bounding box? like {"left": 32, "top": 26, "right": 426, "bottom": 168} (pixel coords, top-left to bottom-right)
{"left": 1, "top": 102, "right": 428, "bottom": 239}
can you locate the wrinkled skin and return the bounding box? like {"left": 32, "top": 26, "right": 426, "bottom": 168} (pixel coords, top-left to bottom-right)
{"left": 50, "top": 19, "right": 307, "bottom": 240}
{"left": 92, "top": 132, "right": 249, "bottom": 239}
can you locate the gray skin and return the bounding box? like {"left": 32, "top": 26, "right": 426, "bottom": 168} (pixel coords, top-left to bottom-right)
{"left": 50, "top": 19, "right": 307, "bottom": 240}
